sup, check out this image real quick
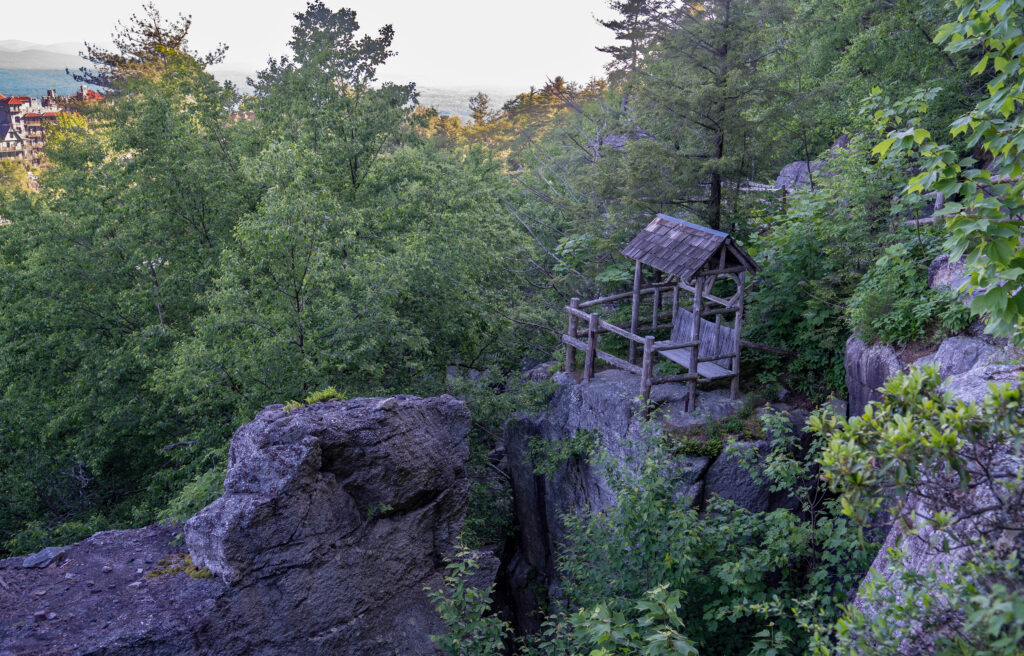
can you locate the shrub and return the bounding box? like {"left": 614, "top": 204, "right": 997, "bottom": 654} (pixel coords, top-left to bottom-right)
{"left": 428, "top": 547, "right": 512, "bottom": 656}
{"left": 556, "top": 419, "right": 873, "bottom": 656}
{"left": 847, "top": 242, "right": 971, "bottom": 345}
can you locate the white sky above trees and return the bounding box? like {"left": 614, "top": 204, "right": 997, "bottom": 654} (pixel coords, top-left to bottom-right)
{"left": 4, "top": 0, "right": 614, "bottom": 89}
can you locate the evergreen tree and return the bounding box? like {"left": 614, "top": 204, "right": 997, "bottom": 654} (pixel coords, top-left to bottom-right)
{"left": 71, "top": 2, "right": 226, "bottom": 91}
{"left": 597, "top": 0, "right": 665, "bottom": 86}
{"left": 469, "top": 92, "right": 491, "bottom": 124}
{"left": 632, "top": 0, "right": 792, "bottom": 230}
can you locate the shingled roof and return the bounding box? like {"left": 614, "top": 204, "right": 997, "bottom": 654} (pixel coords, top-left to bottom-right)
{"left": 621, "top": 214, "right": 758, "bottom": 281}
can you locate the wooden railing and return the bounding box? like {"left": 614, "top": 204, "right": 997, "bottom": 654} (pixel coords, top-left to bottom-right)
{"left": 563, "top": 296, "right": 703, "bottom": 401}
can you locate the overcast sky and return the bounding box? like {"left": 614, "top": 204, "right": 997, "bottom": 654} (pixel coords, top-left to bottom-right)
{"left": 3, "top": 0, "right": 614, "bottom": 89}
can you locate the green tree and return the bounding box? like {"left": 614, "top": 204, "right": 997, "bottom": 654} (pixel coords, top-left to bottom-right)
{"left": 72, "top": 1, "right": 227, "bottom": 91}
{"left": 597, "top": 0, "right": 665, "bottom": 88}
{"left": 631, "top": 0, "right": 793, "bottom": 230}
{"left": 0, "top": 45, "right": 251, "bottom": 553}
{"left": 0, "top": 161, "right": 31, "bottom": 196}
{"left": 469, "top": 91, "right": 491, "bottom": 124}
{"left": 248, "top": 1, "right": 416, "bottom": 197}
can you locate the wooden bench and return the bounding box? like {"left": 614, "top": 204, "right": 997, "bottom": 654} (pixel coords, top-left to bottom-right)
{"left": 659, "top": 307, "right": 737, "bottom": 380}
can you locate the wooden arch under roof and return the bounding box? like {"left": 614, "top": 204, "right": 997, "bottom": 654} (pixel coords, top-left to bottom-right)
{"left": 563, "top": 214, "right": 759, "bottom": 411}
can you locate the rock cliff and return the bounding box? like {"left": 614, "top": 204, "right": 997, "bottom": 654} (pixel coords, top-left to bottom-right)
{"left": 0, "top": 394, "right": 475, "bottom": 656}
{"left": 844, "top": 275, "right": 1024, "bottom": 654}
{"left": 502, "top": 369, "right": 807, "bottom": 630}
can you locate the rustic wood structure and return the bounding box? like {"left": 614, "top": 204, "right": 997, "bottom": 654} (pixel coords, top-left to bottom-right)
{"left": 563, "top": 214, "right": 759, "bottom": 411}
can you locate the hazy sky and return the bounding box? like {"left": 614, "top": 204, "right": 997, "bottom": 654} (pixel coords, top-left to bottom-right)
{"left": 3, "top": 0, "right": 614, "bottom": 89}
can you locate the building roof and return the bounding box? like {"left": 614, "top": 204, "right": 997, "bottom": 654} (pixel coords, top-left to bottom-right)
{"left": 621, "top": 213, "right": 758, "bottom": 281}
{"left": 23, "top": 112, "right": 61, "bottom": 119}
{"left": 0, "top": 124, "right": 23, "bottom": 142}
{"left": 1, "top": 96, "right": 31, "bottom": 105}
{"left": 77, "top": 89, "right": 104, "bottom": 102}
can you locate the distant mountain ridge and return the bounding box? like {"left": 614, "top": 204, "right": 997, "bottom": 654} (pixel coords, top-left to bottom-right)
{"left": 0, "top": 41, "right": 515, "bottom": 119}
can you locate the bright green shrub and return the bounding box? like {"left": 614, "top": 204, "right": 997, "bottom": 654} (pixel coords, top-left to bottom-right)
{"left": 848, "top": 242, "right": 971, "bottom": 345}
{"left": 555, "top": 421, "right": 873, "bottom": 656}
{"left": 428, "top": 547, "right": 512, "bottom": 656}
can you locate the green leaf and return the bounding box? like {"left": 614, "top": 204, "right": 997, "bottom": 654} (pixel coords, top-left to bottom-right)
{"left": 972, "top": 55, "right": 990, "bottom": 75}
{"left": 872, "top": 138, "right": 896, "bottom": 157}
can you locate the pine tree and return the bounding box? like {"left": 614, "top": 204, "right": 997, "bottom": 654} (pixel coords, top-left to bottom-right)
{"left": 597, "top": 0, "right": 665, "bottom": 85}
{"left": 633, "top": 0, "right": 792, "bottom": 230}
{"left": 71, "top": 2, "right": 226, "bottom": 91}
{"left": 469, "top": 92, "right": 491, "bottom": 124}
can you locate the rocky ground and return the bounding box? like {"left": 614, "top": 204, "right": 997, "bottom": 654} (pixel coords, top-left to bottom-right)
{"left": 0, "top": 524, "right": 222, "bottom": 656}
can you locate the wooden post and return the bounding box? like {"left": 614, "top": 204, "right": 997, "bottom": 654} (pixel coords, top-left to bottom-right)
{"left": 731, "top": 273, "right": 745, "bottom": 399}
{"left": 672, "top": 282, "right": 679, "bottom": 324}
{"left": 629, "top": 260, "right": 642, "bottom": 365}
{"left": 584, "top": 312, "right": 598, "bottom": 382}
{"left": 688, "top": 275, "right": 703, "bottom": 412}
{"left": 565, "top": 297, "right": 580, "bottom": 373}
{"left": 652, "top": 288, "right": 661, "bottom": 330}
{"left": 640, "top": 335, "right": 655, "bottom": 403}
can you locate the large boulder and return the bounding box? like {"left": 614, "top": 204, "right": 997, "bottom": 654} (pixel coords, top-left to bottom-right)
{"left": 928, "top": 254, "right": 969, "bottom": 295}
{"left": 846, "top": 338, "right": 1024, "bottom": 654}
{"left": 0, "top": 394, "right": 473, "bottom": 656}
{"left": 703, "top": 441, "right": 772, "bottom": 512}
{"left": 775, "top": 160, "right": 824, "bottom": 191}
{"left": 912, "top": 336, "right": 999, "bottom": 379}
{"left": 845, "top": 336, "right": 902, "bottom": 416}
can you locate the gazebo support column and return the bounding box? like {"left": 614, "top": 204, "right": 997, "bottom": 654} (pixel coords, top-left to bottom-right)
{"left": 584, "top": 312, "right": 598, "bottom": 382}
{"left": 640, "top": 335, "right": 655, "bottom": 403}
{"left": 565, "top": 297, "right": 579, "bottom": 373}
{"left": 688, "top": 274, "right": 704, "bottom": 412}
{"left": 629, "top": 259, "right": 642, "bottom": 365}
{"left": 731, "top": 273, "right": 745, "bottom": 399}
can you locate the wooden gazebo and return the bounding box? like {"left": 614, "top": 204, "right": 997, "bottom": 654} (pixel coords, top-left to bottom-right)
{"left": 562, "top": 214, "right": 759, "bottom": 411}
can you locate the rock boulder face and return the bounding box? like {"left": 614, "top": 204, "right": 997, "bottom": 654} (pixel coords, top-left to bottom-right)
{"left": 845, "top": 336, "right": 901, "bottom": 415}
{"left": 0, "top": 394, "right": 473, "bottom": 656}
{"left": 843, "top": 322, "right": 1024, "bottom": 654}
{"left": 774, "top": 160, "right": 824, "bottom": 191}
{"left": 503, "top": 369, "right": 804, "bottom": 631}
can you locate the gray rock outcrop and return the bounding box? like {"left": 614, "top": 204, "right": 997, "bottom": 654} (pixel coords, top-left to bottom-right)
{"left": 844, "top": 327, "right": 1024, "bottom": 654}
{"left": 502, "top": 370, "right": 806, "bottom": 630}
{"left": 928, "top": 253, "right": 969, "bottom": 295}
{"left": 845, "top": 336, "right": 902, "bottom": 415}
{"left": 912, "top": 335, "right": 999, "bottom": 379}
{"left": 775, "top": 160, "right": 824, "bottom": 191}
{"left": 703, "top": 441, "right": 773, "bottom": 512}
{"left": 1, "top": 394, "right": 473, "bottom": 656}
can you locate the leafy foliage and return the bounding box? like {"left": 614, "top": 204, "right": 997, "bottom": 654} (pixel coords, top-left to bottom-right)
{"left": 554, "top": 418, "right": 873, "bottom": 656}
{"left": 873, "top": 0, "right": 1024, "bottom": 340}
{"left": 745, "top": 135, "right": 913, "bottom": 396}
{"left": 815, "top": 367, "right": 1024, "bottom": 654}
{"left": 527, "top": 429, "right": 600, "bottom": 478}
{"left": 428, "top": 547, "right": 512, "bottom": 656}
{"left": 848, "top": 241, "right": 972, "bottom": 345}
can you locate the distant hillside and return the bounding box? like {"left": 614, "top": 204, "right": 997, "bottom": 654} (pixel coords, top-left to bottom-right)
{"left": 0, "top": 49, "right": 81, "bottom": 70}
{"left": 0, "top": 69, "right": 512, "bottom": 120}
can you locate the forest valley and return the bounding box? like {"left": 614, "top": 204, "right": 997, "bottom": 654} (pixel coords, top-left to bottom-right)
{"left": 1, "top": 0, "right": 1024, "bottom": 654}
